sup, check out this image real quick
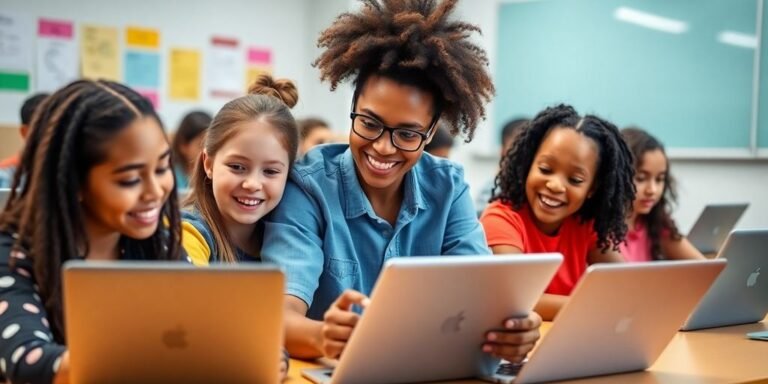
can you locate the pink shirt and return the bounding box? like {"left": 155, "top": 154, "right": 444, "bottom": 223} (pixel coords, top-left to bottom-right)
{"left": 620, "top": 221, "right": 652, "bottom": 262}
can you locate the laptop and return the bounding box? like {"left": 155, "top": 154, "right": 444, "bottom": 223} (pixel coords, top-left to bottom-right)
{"left": 302, "top": 254, "right": 563, "bottom": 384}
{"left": 687, "top": 203, "right": 748, "bottom": 254}
{"left": 63, "top": 261, "right": 284, "bottom": 384}
{"left": 495, "top": 260, "right": 726, "bottom": 383}
{"left": 681, "top": 229, "right": 768, "bottom": 331}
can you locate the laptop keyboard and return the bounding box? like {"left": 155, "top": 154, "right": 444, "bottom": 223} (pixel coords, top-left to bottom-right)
{"left": 496, "top": 362, "right": 524, "bottom": 376}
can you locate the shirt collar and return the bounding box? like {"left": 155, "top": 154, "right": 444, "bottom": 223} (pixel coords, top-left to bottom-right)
{"left": 339, "top": 148, "right": 427, "bottom": 220}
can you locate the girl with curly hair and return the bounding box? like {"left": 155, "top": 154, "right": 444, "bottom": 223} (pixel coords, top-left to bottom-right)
{"left": 262, "top": 0, "right": 540, "bottom": 365}
{"left": 620, "top": 127, "right": 703, "bottom": 262}
{"left": 481, "top": 104, "right": 635, "bottom": 320}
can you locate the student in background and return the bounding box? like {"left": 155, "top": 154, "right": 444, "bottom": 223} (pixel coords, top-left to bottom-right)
{"left": 181, "top": 74, "right": 298, "bottom": 265}
{"left": 620, "top": 127, "right": 704, "bottom": 261}
{"left": 298, "top": 117, "right": 334, "bottom": 156}
{"left": 0, "top": 80, "right": 182, "bottom": 384}
{"left": 474, "top": 117, "right": 529, "bottom": 215}
{"left": 262, "top": 0, "right": 541, "bottom": 365}
{"left": 424, "top": 124, "right": 454, "bottom": 158}
{"left": 171, "top": 110, "right": 212, "bottom": 190}
{"left": 481, "top": 104, "right": 634, "bottom": 320}
{"left": 0, "top": 93, "right": 49, "bottom": 188}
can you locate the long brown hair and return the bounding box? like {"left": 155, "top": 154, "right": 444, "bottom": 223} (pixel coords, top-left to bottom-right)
{"left": 184, "top": 74, "right": 299, "bottom": 263}
{"left": 621, "top": 127, "right": 682, "bottom": 260}
{"left": 0, "top": 80, "right": 182, "bottom": 343}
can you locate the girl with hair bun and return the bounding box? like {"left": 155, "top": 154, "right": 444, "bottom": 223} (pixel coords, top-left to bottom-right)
{"left": 181, "top": 73, "right": 299, "bottom": 264}
{"left": 180, "top": 74, "right": 299, "bottom": 378}
{"left": 262, "top": 0, "right": 541, "bottom": 365}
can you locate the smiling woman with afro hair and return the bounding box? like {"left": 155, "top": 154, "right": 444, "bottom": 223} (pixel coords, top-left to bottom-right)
{"left": 262, "top": 0, "right": 544, "bottom": 369}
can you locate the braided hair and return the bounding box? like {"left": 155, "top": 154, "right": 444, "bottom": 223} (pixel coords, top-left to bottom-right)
{"left": 0, "top": 79, "right": 182, "bottom": 343}
{"left": 314, "top": 0, "right": 494, "bottom": 142}
{"left": 492, "top": 104, "right": 636, "bottom": 252}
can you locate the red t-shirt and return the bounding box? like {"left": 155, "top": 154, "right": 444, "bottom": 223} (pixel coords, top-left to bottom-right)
{"left": 480, "top": 201, "right": 597, "bottom": 295}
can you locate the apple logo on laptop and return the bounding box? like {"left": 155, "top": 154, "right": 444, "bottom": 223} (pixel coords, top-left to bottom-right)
{"left": 614, "top": 317, "right": 633, "bottom": 334}
{"left": 441, "top": 311, "right": 465, "bottom": 334}
{"left": 162, "top": 325, "right": 188, "bottom": 349}
{"left": 747, "top": 268, "right": 761, "bottom": 288}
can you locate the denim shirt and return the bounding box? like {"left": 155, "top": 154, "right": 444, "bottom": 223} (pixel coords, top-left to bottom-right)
{"left": 262, "top": 144, "right": 490, "bottom": 320}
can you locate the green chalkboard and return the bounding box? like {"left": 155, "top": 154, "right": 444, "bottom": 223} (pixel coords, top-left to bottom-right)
{"left": 496, "top": 0, "right": 761, "bottom": 154}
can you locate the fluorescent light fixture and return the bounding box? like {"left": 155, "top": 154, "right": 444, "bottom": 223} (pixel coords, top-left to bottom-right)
{"left": 614, "top": 7, "right": 688, "bottom": 34}
{"left": 717, "top": 31, "right": 758, "bottom": 49}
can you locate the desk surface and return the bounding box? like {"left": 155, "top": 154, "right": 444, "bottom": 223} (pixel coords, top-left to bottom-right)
{"left": 287, "top": 319, "right": 768, "bottom": 384}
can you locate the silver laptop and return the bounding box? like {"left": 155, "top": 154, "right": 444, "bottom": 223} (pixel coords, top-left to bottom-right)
{"left": 499, "top": 260, "right": 726, "bottom": 383}
{"left": 63, "top": 261, "right": 284, "bottom": 384}
{"left": 302, "top": 254, "right": 563, "bottom": 384}
{"left": 687, "top": 203, "right": 748, "bottom": 254}
{"left": 681, "top": 229, "right": 768, "bottom": 331}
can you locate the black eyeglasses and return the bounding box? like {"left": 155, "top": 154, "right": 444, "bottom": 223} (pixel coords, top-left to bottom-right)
{"left": 349, "top": 112, "right": 434, "bottom": 152}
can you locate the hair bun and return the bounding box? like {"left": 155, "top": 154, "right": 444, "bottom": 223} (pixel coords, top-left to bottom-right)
{"left": 247, "top": 74, "right": 299, "bottom": 109}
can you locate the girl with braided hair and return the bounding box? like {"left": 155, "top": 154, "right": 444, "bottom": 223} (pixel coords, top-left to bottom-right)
{"left": 263, "top": 0, "right": 542, "bottom": 364}
{"left": 0, "top": 80, "right": 182, "bottom": 383}
{"left": 481, "top": 104, "right": 635, "bottom": 320}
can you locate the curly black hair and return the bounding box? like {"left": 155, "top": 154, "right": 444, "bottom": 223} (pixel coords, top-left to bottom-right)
{"left": 492, "top": 104, "right": 636, "bottom": 252}
{"left": 313, "top": 0, "right": 494, "bottom": 142}
{"left": 621, "top": 127, "right": 682, "bottom": 260}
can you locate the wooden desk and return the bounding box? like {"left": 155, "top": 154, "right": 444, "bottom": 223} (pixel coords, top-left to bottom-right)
{"left": 287, "top": 319, "right": 768, "bottom": 383}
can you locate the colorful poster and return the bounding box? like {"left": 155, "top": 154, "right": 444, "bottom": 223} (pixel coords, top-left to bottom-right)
{"left": 169, "top": 48, "right": 200, "bottom": 101}
{"left": 0, "top": 11, "right": 33, "bottom": 91}
{"left": 245, "top": 46, "right": 272, "bottom": 90}
{"left": 125, "top": 26, "right": 160, "bottom": 49}
{"left": 124, "top": 51, "right": 160, "bottom": 88}
{"left": 36, "top": 18, "right": 78, "bottom": 92}
{"left": 80, "top": 24, "right": 120, "bottom": 81}
{"left": 208, "top": 36, "right": 242, "bottom": 98}
{"left": 137, "top": 89, "right": 159, "bottom": 109}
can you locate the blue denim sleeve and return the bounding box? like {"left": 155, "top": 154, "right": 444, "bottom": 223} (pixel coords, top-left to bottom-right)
{"left": 261, "top": 179, "right": 325, "bottom": 307}
{"left": 443, "top": 168, "right": 492, "bottom": 256}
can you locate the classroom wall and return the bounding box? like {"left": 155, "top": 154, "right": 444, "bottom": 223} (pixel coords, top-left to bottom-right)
{"left": 0, "top": 0, "right": 321, "bottom": 129}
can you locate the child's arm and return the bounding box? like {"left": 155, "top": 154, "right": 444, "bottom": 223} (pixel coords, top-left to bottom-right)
{"left": 489, "top": 245, "right": 522, "bottom": 254}
{"left": 660, "top": 236, "right": 705, "bottom": 260}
